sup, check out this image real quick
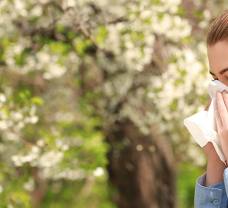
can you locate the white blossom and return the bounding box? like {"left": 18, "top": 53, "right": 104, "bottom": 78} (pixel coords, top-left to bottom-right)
{"left": 93, "top": 167, "right": 105, "bottom": 177}
{"left": 38, "top": 151, "right": 63, "bottom": 168}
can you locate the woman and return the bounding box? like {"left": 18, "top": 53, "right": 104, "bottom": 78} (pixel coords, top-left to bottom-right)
{"left": 194, "top": 9, "right": 228, "bottom": 208}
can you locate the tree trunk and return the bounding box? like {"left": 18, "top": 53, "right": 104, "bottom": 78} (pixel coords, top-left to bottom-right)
{"left": 105, "top": 117, "right": 176, "bottom": 208}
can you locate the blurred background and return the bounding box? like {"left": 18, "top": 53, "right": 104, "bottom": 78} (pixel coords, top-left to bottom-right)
{"left": 0, "top": 0, "right": 227, "bottom": 207}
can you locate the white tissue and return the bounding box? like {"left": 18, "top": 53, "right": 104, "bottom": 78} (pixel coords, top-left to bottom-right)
{"left": 184, "top": 80, "right": 228, "bottom": 164}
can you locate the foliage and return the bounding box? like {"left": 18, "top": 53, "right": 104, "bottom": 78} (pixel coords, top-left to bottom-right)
{"left": 0, "top": 0, "right": 227, "bottom": 207}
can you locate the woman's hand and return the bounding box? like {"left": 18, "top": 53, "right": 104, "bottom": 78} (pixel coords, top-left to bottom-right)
{"left": 215, "top": 90, "right": 228, "bottom": 163}
{"left": 203, "top": 141, "right": 226, "bottom": 186}
{"left": 201, "top": 97, "right": 226, "bottom": 186}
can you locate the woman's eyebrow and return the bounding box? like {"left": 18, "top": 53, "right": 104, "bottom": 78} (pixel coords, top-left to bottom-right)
{"left": 210, "top": 67, "right": 228, "bottom": 76}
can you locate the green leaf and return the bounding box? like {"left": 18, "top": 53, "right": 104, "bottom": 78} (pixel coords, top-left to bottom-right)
{"left": 31, "top": 96, "right": 44, "bottom": 106}
{"left": 49, "top": 41, "right": 71, "bottom": 55}
{"left": 73, "top": 38, "right": 93, "bottom": 56}
{"left": 95, "top": 26, "right": 108, "bottom": 44}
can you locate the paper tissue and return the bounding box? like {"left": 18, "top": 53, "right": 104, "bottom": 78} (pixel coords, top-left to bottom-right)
{"left": 184, "top": 79, "right": 228, "bottom": 164}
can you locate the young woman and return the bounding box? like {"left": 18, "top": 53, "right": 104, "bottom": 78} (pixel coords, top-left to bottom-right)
{"left": 194, "top": 10, "right": 228, "bottom": 208}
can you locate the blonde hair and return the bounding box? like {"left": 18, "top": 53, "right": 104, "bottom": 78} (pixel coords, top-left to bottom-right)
{"left": 207, "top": 9, "right": 228, "bottom": 46}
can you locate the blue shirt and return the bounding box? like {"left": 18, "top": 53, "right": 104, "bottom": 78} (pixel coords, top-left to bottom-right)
{"left": 195, "top": 167, "right": 228, "bottom": 207}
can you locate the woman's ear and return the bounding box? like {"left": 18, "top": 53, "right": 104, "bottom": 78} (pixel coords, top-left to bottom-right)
{"left": 205, "top": 97, "right": 211, "bottom": 110}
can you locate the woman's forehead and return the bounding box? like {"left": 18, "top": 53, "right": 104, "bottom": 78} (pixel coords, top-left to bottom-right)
{"left": 207, "top": 40, "right": 228, "bottom": 74}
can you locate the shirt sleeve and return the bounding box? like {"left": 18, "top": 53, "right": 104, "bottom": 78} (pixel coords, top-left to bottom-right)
{"left": 194, "top": 171, "right": 228, "bottom": 208}
{"left": 223, "top": 167, "right": 228, "bottom": 197}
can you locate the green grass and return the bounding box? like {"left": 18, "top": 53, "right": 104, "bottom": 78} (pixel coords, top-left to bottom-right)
{"left": 177, "top": 162, "right": 204, "bottom": 208}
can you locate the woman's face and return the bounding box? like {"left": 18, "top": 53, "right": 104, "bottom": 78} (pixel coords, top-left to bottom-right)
{"left": 207, "top": 40, "right": 228, "bottom": 86}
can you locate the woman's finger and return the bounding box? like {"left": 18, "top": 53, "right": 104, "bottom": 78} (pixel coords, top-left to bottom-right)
{"left": 222, "top": 90, "right": 228, "bottom": 111}
{"left": 215, "top": 92, "right": 223, "bottom": 128}
{"left": 215, "top": 98, "right": 222, "bottom": 131}
{"left": 216, "top": 91, "right": 228, "bottom": 126}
